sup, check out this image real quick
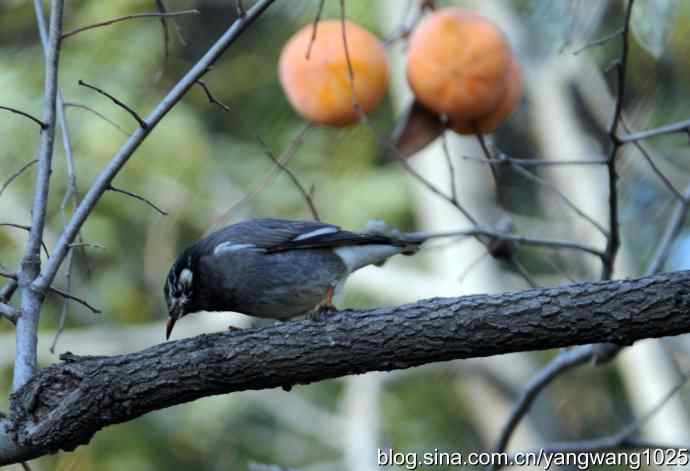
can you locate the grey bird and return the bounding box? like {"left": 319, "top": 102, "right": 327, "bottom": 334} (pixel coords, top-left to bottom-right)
{"left": 164, "top": 218, "right": 423, "bottom": 339}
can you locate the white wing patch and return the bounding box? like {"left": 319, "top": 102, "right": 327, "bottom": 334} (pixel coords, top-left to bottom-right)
{"left": 293, "top": 226, "right": 339, "bottom": 241}
{"left": 214, "top": 242, "right": 259, "bottom": 256}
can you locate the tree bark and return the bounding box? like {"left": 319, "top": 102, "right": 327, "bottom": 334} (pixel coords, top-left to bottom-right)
{"left": 2, "top": 269, "right": 690, "bottom": 465}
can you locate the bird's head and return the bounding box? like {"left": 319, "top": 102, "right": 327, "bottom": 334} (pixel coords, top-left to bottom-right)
{"left": 164, "top": 260, "right": 195, "bottom": 340}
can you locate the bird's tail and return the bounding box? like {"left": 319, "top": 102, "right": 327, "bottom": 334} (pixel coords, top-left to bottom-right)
{"left": 362, "top": 220, "right": 425, "bottom": 256}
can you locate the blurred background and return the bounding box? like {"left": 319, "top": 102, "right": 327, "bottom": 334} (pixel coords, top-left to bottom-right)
{"left": 2, "top": 0, "right": 690, "bottom": 469}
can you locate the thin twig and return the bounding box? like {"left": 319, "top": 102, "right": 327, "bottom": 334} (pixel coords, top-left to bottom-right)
{"left": 441, "top": 131, "right": 459, "bottom": 203}
{"left": 195, "top": 79, "right": 231, "bottom": 111}
{"left": 409, "top": 228, "right": 606, "bottom": 259}
{"left": 61, "top": 10, "right": 200, "bottom": 40}
{"left": 53, "top": 108, "right": 81, "bottom": 355}
{"left": 572, "top": 27, "right": 624, "bottom": 55}
{"left": 50, "top": 249, "right": 74, "bottom": 353}
{"left": 78, "top": 80, "right": 148, "bottom": 129}
{"left": 305, "top": 0, "right": 326, "bottom": 59}
{"left": 213, "top": 123, "right": 312, "bottom": 227}
{"left": 339, "top": 0, "right": 365, "bottom": 122}
{"left": 620, "top": 118, "right": 690, "bottom": 143}
{"left": 510, "top": 163, "right": 610, "bottom": 237}
{"left": 382, "top": 129, "right": 478, "bottom": 224}
{"left": 475, "top": 132, "right": 499, "bottom": 183}
{"left": 382, "top": 0, "right": 420, "bottom": 47}
{"left": 0, "top": 106, "right": 46, "bottom": 129}
{"left": 47, "top": 286, "right": 101, "bottom": 314}
{"left": 257, "top": 136, "right": 320, "bottom": 221}
{"left": 621, "top": 118, "right": 684, "bottom": 201}
{"left": 63, "top": 102, "right": 129, "bottom": 136}
{"left": 460, "top": 153, "right": 607, "bottom": 167}
{"left": 236, "top": 0, "right": 246, "bottom": 17}
{"left": 154, "top": 0, "right": 171, "bottom": 62}
{"left": 68, "top": 242, "right": 105, "bottom": 250}
{"left": 108, "top": 185, "right": 168, "bottom": 215}
{"left": 0, "top": 160, "right": 38, "bottom": 198}
{"left": 0, "top": 223, "right": 50, "bottom": 257}
{"left": 646, "top": 184, "right": 690, "bottom": 275}
{"left": 509, "top": 256, "right": 538, "bottom": 288}
{"left": 601, "top": 0, "right": 635, "bottom": 280}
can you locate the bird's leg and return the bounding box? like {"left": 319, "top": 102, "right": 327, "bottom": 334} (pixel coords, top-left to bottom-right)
{"left": 307, "top": 286, "right": 338, "bottom": 320}
{"left": 317, "top": 285, "right": 337, "bottom": 313}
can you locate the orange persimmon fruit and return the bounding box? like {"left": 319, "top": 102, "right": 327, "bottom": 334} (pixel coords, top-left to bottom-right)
{"left": 279, "top": 20, "right": 390, "bottom": 127}
{"left": 406, "top": 7, "right": 522, "bottom": 134}
{"left": 452, "top": 57, "right": 523, "bottom": 134}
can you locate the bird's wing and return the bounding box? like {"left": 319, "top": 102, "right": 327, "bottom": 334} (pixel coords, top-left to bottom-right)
{"left": 205, "top": 218, "right": 403, "bottom": 255}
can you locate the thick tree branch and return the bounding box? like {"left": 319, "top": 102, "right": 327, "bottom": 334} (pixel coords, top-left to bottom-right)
{"left": 1, "top": 270, "right": 690, "bottom": 465}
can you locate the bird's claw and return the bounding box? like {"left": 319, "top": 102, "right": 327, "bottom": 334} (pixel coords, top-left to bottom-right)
{"left": 307, "top": 303, "right": 338, "bottom": 321}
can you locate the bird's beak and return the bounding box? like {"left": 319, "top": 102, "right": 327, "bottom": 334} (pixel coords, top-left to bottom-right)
{"left": 165, "top": 316, "right": 177, "bottom": 340}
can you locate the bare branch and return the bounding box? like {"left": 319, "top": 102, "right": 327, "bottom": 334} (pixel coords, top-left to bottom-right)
{"left": 510, "top": 163, "right": 609, "bottom": 237}
{"left": 0, "top": 106, "right": 46, "bottom": 129}
{"left": 0, "top": 160, "right": 38, "bottom": 198}
{"left": 0, "top": 224, "right": 50, "bottom": 258}
{"left": 49, "top": 250, "right": 73, "bottom": 353}
{"left": 647, "top": 184, "right": 690, "bottom": 275}
{"left": 78, "top": 80, "right": 148, "bottom": 129}
{"left": 46, "top": 286, "right": 101, "bottom": 315}
{"left": 195, "top": 79, "right": 231, "bottom": 112}
{"left": 412, "top": 228, "right": 606, "bottom": 259}
{"left": 2, "top": 269, "right": 690, "bottom": 465}
{"left": 107, "top": 185, "right": 168, "bottom": 216}
{"left": 339, "top": 0, "right": 365, "bottom": 122}
{"left": 621, "top": 118, "right": 684, "bottom": 201}
{"left": 620, "top": 118, "right": 690, "bottom": 143}
{"left": 236, "top": 0, "right": 246, "bottom": 17}
{"left": 61, "top": 10, "right": 200, "bottom": 40}
{"left": 441, "top": 131, "right": 459, "bottom": 204}
{"left": 257, "top": 136, "right": 320, "bottom": 221}
{"left": 572, "top": 27, "right": 624, "bottom": 55}
{"left": 210, "top": 123, "right": 312, "bottom": 232}
{"left": 35, "top": 0, "right": 278, "bottom": 295}
{"left": 153, "top": 1, "right": 171, "bottom": 61}
{"left": 14, "top": 0, "right": 65, "bottom": 391}
{"left": 460, "top": 153, "right": 607, "bottom": 167}
{"left": 305, "top": 0, "right": 326, "bottom": 59}
{"left": 601, "top": 0, "right": 635, "bottom": 280}
{"left": 475, "top": 132, "right": 499, "bottom": 183}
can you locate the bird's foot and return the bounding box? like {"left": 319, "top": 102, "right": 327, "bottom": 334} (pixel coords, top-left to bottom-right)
{"left": 307, "top": 303, "right": 338, "bottom": 321}
{"left": 307, "top": 286, "right": 338, "bottom": 321}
